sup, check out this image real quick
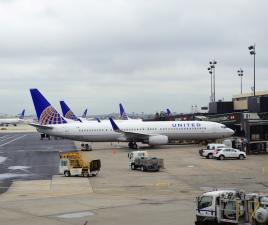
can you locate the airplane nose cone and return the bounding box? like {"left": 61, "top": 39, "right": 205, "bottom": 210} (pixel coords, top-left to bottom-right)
{"left": 227, "top": 128, "right": 234, "bottom": 136}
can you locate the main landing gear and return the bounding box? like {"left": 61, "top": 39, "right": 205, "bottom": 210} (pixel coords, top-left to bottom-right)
{"left": 128, "top": 142, "right": 138, "bottom": 149}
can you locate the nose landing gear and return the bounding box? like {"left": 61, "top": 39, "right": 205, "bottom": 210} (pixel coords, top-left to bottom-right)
{"left": 128, "top": 142, "right": 138, "bottom": 149}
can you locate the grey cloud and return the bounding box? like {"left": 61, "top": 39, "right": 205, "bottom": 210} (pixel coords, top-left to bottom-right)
{"left": 0, "top": 0, "right": 267, "bottom": 115}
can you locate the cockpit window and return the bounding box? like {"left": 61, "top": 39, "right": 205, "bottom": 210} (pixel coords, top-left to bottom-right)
{"left": 198, "top": 196, "right": 213, "bottom": 209}
{"left": 221, "top": 125, "right": 227, "bottom": 129}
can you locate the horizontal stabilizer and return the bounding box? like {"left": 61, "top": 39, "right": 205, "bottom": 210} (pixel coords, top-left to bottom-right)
{"left": 29, "top": 123, "right": 53, "bottom": 130}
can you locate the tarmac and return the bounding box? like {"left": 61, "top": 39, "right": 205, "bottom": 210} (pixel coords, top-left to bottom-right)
{"left": 0, "top": 124, "right": 268, "bottom": 225}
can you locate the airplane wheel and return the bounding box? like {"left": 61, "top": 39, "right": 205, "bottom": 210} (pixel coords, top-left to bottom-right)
{"left": 133, "top": 143, "right": 138, "bottom": 149}
{"left": 128, "top": 142, "right": 133, "bottom": 149}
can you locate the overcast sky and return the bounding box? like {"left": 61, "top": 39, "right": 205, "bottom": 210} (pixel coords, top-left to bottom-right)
{"left": 0, "top": 0, "right": 267, "bottom": 116}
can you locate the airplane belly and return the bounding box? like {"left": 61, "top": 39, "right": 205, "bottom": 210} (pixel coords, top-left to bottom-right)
{"left": 76, "top": 133, "right": 121, "bottom": 142}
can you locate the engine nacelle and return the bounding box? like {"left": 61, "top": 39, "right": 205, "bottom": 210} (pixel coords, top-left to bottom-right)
{"left": 148, "top": 135, "right": 168, "bottom": 145}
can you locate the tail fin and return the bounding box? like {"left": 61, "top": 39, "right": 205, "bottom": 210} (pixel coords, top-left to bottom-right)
{"left": 81, "top": 109, "right": 88, "bottom": 118}
{"left": 30, "top": 89, "right": 67, "bottom": 125}
{"left": 167, "top": 108, "right": 172, "bottom": 117}
{"left": 18, "top": 109, "right": 25, "bottom": 119}
{"left": 119, "top": 103, "right": 129, "bottom": 120}
{"left": 60, "top": 101, "right": 80, "bottom": 121}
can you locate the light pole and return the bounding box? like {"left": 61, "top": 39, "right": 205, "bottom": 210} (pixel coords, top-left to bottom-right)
{"left": 208, "top": 67, "right": 213, "bottom": 102}
{"left": 248, "top": 44, "right": 256, "bottom": 96}
{"left": 237, "top": 69, "right": 244, "bottom": 94}
{"left": 208, "top": 60, "right": 217, "bottom": 102}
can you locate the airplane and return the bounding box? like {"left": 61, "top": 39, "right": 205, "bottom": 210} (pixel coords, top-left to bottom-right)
{"left": 167, "top": 108, "right": 172, "bottom": 117}
{"left": 81, "top": 109, "right": 88, "bottom": 119}
{"left": 119, "top": 103, "right": 142, "bottom": 121}
{"left": 119, "top": 103, "right": 129, "bottom": 120}
{"left": 29, "top": 88, "right": 234, "bottom": 149}
{"left": 60, "top": 101, "right": 101, "bottom": 123}
{"left": 0, "top": 109, "right": 25, "bottom": 126}
{"left": 60, "top": 101, "right": 82, "bottom": 122}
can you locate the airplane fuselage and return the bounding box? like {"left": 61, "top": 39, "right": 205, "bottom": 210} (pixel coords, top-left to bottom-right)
{"left": 0, "top": 118, "right": 24, "bottom": 126}
{"left": 36, "top": 120, "right": 233, "bottom": 143}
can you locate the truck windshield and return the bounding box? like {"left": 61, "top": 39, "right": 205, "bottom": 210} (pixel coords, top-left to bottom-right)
{"left": 198, "top": 196, "right": 213, "bottom": 209}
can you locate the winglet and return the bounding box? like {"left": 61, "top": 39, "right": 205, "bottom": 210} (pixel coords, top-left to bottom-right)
{"left": 109, "top": 117, "right": 120, "bottom": 131}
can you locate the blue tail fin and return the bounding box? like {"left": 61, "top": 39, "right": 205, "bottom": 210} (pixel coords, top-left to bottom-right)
{"left": 18, "top": 109, "right": 25, "bottom": 119}
{"left": 60, "top": 101, "right": 79, "bottom": 121}
{"left": 167, "top": 108, "right": 172, "bottom": 117}
{"left": 81, "top": 109, "right": 88, "bottom": 118}
{"left": 119, "top": 103, "right": 128, "bottom": 120}
{"left": 30, "top": 89, "right": 67, "bottom": 125}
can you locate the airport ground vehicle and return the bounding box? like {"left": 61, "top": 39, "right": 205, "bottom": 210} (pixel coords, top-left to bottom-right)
{"left": 59, "top": 151, "right": 101, "bottom": 177}
{"left": 40, "top": 133, "right": 50, "bottom": 140}
{"left": 196, "top": 189, "right": 268, "bottom": 225}
{"left": 213, "top": 148, "right": 246, "bottom": 160}
{"left": 131, "top": 157, "right": 162, "bottom": 172}
{"left": 199, "top": 143, "right": 226, "bottom": 159}
{"left": 128, "top": 151, "right": 164, "bottom": 172}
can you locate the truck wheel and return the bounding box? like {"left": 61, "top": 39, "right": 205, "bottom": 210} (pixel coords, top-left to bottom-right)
{"left": 83, "top": 172, "right": 89, "bottom": 177}
{"left": 131, "top": 164, "right": 136, "bottom": 170}
{"left": 208, "top": 153, "right": 213, "bottom": 159}
{"left": 239, "top": 154, "right": 245, "bottom": 160}
{"left": 219, "top": 155, "right": 225, "bottom": 160}
{"left": 64, "top": 171, "right": 70, "bottom": 177}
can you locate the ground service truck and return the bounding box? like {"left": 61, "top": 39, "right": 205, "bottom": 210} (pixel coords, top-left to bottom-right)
{"left": 128, "top": 151, "right": 164, "bottom": 172}
{"left": 196, "top": 189, "right": 268, "bottom": 225}
{"left": 59, "top": 151, "right": 101, "bottom": 177}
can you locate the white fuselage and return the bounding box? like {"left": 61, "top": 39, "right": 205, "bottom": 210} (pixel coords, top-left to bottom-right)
{"left": 36, "top": 120, "right": 234, "bottom": 143}
{"left": 0, "top": 118, "right": 24, "bottom": 126}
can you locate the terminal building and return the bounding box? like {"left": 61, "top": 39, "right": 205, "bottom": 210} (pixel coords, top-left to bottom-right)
{"left": 154, "top": 90, "right": 268, "bottom": 154}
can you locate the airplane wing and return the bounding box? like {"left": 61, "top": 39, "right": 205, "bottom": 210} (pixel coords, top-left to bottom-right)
{"left": 29, "top": 123, "right": 53, "bottom": 130}
{"left": 109, "top": 118, "right": 150, "bottom": 141}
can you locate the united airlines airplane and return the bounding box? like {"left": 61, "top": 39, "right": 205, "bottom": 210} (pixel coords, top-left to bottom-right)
{"left": 81, "top": 109, "right": 88, "bottom": 119}
{"left": 60, "top": 101, "right": 101, "bottom": 123}
{"left": 60, "top": 101, "right": 82, "bottom": 122}
{"left": 0, "top": 109, "right": 25, "bottom": 126}
{"left": 29, "top": 89, "right": 234, "bottom": 149}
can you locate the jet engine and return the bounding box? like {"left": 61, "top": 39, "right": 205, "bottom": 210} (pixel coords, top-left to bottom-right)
{"left": 148, "top": 135, "right": 168, "bottom": 145}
